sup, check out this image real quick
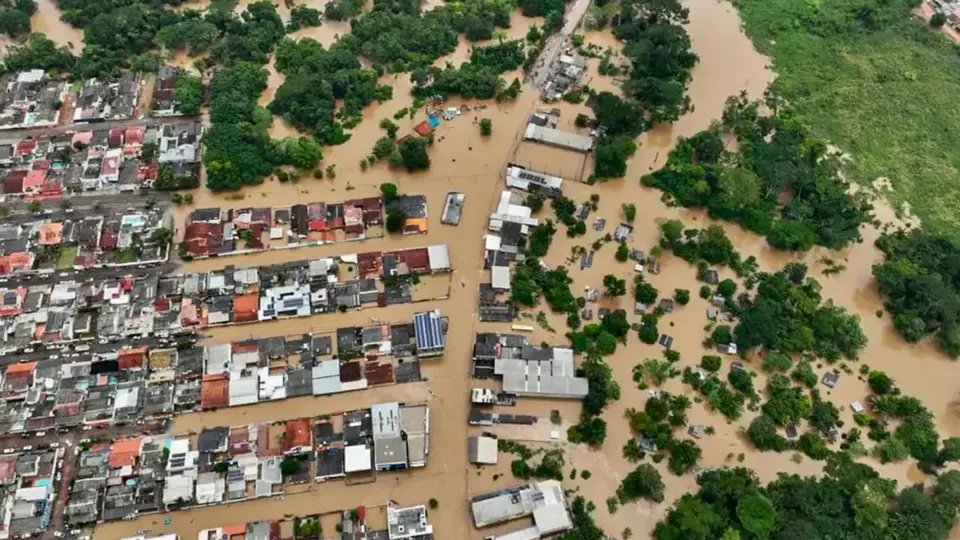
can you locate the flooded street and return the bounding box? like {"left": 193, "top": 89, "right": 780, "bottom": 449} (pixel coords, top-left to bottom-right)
{"left": 91, "top": 0, "right": 960, "bottom": 538}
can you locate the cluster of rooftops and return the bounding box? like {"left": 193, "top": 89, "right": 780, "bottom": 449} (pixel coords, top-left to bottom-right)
{"left": 65, "top": 402, "right": 429, "bottom": 526}
{"left": 0, "top": 311, "right": 445, "bottom": 435}
{"left": 0, "top": 209, "right": 171, "bottom": 277}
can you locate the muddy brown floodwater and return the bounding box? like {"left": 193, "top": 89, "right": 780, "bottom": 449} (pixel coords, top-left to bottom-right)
{"left": 93, "top": 1, "right": 960, "bottom": 539}
{"left": 32, "top": 0, "right": 85, "bottom": 53}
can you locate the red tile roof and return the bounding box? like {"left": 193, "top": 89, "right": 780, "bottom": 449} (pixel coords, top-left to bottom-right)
{"left": 283, "top": 418, "right": 312, "bottom": 452}
{"left": 200, "top": 374, "right": 229, "bottom": 409}
{"left": 109, "top": 438, "right": 142, "bottom": 468}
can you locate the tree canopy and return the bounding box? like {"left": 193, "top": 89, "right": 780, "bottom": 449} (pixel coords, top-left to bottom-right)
{"left": 655, "top": 459, "right": 960, "bottom": 540}
{"left": 873, "top": 228, "right": 960, "bottom": 357}
{"left": 642, "top": 93, "right": 871, "bottom": 252}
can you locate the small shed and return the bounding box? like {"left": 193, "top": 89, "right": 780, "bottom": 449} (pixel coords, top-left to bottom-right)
{"left": 822, "top": 372, "right": 839, "bottom": 388}
{"left": 658, "top": 334, "right": 674, "bottom": 349}
{"left": 850, "top": 401, "right": 864, "bottom": 413}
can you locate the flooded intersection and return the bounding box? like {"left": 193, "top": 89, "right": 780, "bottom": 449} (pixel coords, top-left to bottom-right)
{"left": 64, "top": 0, "right": 960, "bottom": 537}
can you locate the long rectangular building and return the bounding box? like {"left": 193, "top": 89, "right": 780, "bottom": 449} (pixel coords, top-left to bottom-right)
{"left": 522, "top": 124, "right": 594, "bottom": 152}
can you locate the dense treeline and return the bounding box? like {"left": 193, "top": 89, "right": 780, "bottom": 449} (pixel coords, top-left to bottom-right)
{"left": 349, "top": 0, "right": 514, "bottom": 72}
{"left": 735, "top": 263, "right": 866, "bottom": 361}
{"left": 3, "top": 34, "right": 75, "bottom": 73}
{"left": 655, "top": 458, "right": 960, "bottom": 540}
{"left": 410, "top": 39, "right": 524, "bottom": 100}
{"left": 0, "top": 0, "right": 36, "bottom": 37}
{"left": 643, "top": 91, "right": 871, "bottom": 251}
{"left": 588, "top": 0, "right": 697, "bottom": 179}
{"left": 33, "top": 0, "right": 285, "bottom": 79}
{"left": 270, "top": 37, "right": 392, "bottom": 144}
{"left": 874, "top": 229, "right": 960, "bottom": 357}
{"left": 204, "top": 62, "right": 275, "bottom": 191}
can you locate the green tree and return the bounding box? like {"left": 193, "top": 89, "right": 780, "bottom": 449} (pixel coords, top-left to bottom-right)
{"left": 479, "top": 118, "right": 492, "bottom": 136}
{"left": 280, "top": 458, "right": 301, "bottom": 476}
{"left": 868, "top": 370, "right": 894, "bottom": 395}
{"left": 616, "top": 243, "right": 629, "bottom": 262}
{"left": 379, "top": 118, "right": 399, "bottom": 138}
{"left": 603, "top": 274, "right": 627, "bottom": 297}
{"left": 399, "top": 137, "right": 430, "bottom": 172}
{"left": 623, "top": 203, "right": 637, "bottom": 222}
{"left": 617, "top": 464, "right": 665, "bottom": 502}
{"left": 27, "top": 201, "right": 42, "bottom": 214}
{"left": 380, "top": 182, "right": 399, "bottom": 203}
{"left": 674, "top": 289, "right": 690, "bottom": 305}
{"left": 386, "top": 210, "right": 407, "bottom": 233}
{"left": 931, "top": 12, "right": 947, "bottom": 27}
{"left": 173, "top": 74, "right": 204, "bottom": 115}
{"left": 737, "top": 493, "right": 776, "bottom": 537}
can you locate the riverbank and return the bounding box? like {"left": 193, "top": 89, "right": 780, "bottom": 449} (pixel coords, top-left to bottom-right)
{"left": 732, "top": 0, "right": 960, "bottom": 238}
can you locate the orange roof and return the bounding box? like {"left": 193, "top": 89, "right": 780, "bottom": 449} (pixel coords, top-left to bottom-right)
{"left": 6, "top": 361, "right": 35, "bottom": 375}
{"left": 283, "top": 418, "right": 312, "bottom": 451}
{"left": 38, "top": 223, "right": 63, "bottom": 246}
{"left": 201, "top": 374, "right": 229, "bottom": 409}
{"left": 109, "top": 438, "right": 142, "bottom": 468}
{"left": 118, "top": 347, "right": 147, "bottom": 370}
{"left": 233, "top": 293, "right": 258, "bottom": 321}
{"left": 222, "top": 523, "right": 246, "bottom": 536}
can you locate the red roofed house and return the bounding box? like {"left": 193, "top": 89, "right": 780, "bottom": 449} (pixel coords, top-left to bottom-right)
{"left": 37, "top": 223, "right": 63, "bottom": 246}
{"left": 201, "top": 374, "right": 229, "bottom": 410}
{"left": 3, "top": 361, "right": 36, "bottom": 394}
{"left": 22, "top": 169, "right": 46, "bottom": 196}
{"left": 232, "top": 293, "right": 258, "bottom": 323}
{"left": 413, "top": 121, "right": 432, "bottom": 137}
{"left": 15, "top": 139, "right": 36, "bottom": 157}
{"left": 38, "top": 176, "right": 62, "bottom": 200}
{"left": 124, "top": 127, "right": 144, "bottom": 157}
{"left": 182, "top": 222, "right": 223, "bottom": 257}
{"left": 109, "top": 438, "right": 142, "bottom": 469}
{"left": 2, "top": 170, "right": 26, "bottom": 194}
{"left": 0, "top": 253, "right": 33, "bottom": 275}
{"left": 108, "top": 128, "right": 124, "bottom": 148}
{"left": 283, "top": 417, "right": 313, "bottom": 454}
{"left": 117, "top": 347, "right": 148, "bottom": 370}
{"left": 343, "top": 205, "right": 363, "bottom": 234}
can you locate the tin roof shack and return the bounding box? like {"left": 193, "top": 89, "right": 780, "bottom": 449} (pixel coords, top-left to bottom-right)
{"left": 73, "top": 73, "right": 141, "bottom": 123}
{"left": 470, "top": 481, "right": 573, "bottom": 538}
{"left": 0, "top": 70, "right": 66, "bottom": 130}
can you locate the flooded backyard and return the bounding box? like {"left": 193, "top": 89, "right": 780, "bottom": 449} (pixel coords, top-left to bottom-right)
{"left": 70, "top": 0, "right": 960, "bottom": 538}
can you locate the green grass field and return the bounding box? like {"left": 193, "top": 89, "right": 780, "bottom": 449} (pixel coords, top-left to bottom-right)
{"left": 732, "top": 0, "right": 960, "bottom": 236}
{"left": 56, "top": 246, "right": 76, "bottom": 270}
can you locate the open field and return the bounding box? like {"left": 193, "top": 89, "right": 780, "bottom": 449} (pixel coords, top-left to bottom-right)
{"left": 734, "top": 0, "right": 960, "bottom": 237}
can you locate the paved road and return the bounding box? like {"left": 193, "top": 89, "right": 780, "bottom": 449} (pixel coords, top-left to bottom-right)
{"left": 0, "top": 332, "right": 199, "bottom": 367}
{"left": 0, "top": 115, "right": 199, "bottom": 141}
{"left": 531, "top": 0, "right": 594, "bottom": 89}
{"left": 0, "top": 260, "right": 180, "bottom": 289}
{"left": 2, "top": 193, "right": 173, "bottom": 223}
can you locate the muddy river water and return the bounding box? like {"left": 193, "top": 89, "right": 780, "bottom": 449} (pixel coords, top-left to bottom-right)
{"left": 22, "top": 0, "right": 960, "bottom": 538}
